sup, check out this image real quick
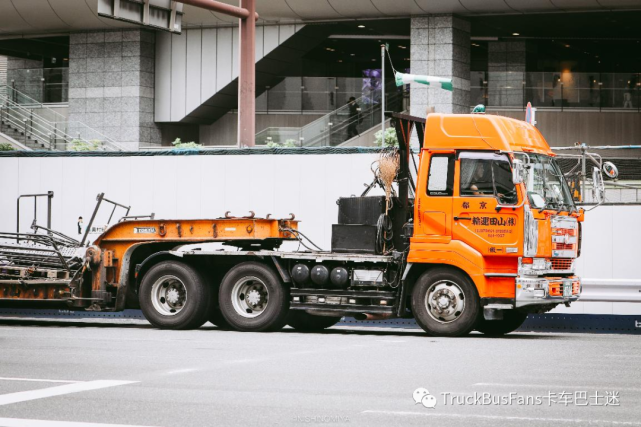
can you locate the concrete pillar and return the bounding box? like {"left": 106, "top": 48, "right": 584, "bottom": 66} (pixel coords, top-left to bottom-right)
{"left": 487, "top": 41, "right": 527, "bottom": 107}
{"left": 0, "top": 56, "right": 6, "bottom": 87}
{"left": 68, "top": 30, "right": 161, "bottom": 149}
{"left": 6, "top": 57, "right": 44, "bottom": 101}
{"left": 410, "top": 15, "right": 471, "bottom": 115}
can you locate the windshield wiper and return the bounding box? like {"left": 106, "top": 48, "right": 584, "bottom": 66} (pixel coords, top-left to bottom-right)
{"left": 538, "top": 201, "right": 559, "bottom": 213}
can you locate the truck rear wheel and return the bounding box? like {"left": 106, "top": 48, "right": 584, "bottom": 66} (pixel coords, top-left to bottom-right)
{"left": 411, "top": 268, "right": 480, "bottom": 337}
{"left": 139, "top": 261, "right": 211, "bottom": 330}
{"left": 476, "top": 310, "right": 528, "bottom": 336}
{"left": 287, "top": 311, "right": 342, "bottom": 332}
{"left": 219, "top": 262, "right": 289, "bottom": 332}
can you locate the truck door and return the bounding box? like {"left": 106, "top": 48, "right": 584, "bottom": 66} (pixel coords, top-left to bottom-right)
{"left": 452, "top": 152, "right": 521, "bottom": 255}
{"left": 415, "top": 151, "right": 455, "bottom": 242}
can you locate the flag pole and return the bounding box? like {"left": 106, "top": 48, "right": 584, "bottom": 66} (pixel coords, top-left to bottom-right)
{"left": 381, "top": 44, "right": 386, "bottom": 140}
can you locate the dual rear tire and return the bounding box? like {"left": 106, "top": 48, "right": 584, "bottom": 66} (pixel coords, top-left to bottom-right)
{"left": 140, "top": 261, "right": 289, "bottom": 332}
{"left": 139, "top": 261, "right": 212, "bottom": 330}
{"left": 217, "top": 262, "right": 290, "bottom": 332}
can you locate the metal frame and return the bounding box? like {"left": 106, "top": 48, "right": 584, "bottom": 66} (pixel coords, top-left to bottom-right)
{"left": 16, "top": 191, "right": 53, "bottom": 241}
{"left": 81, "top": 193, "right": 131, "bottom": 246}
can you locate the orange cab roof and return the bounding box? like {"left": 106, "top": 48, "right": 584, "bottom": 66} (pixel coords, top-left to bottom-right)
{"left": 424, "top": 113, "right": 554, "bottom": 155}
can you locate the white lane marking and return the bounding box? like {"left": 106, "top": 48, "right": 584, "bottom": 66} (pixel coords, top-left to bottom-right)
{"left": 165, "top": 368, "right": 197, "bottom": 375}
{"left": 0, "top": 417, "right": 160, "bottom": 427}
{"left": 473, "top": 382, "right": 641, "bottom": 392}
{"left": 361, "top": 411, "right": 641, "bottom": 425}
{"left": 376, "top": 340, "right": 406, "bottom": 343}
{"left": 604, "top": 354, "right": 641, "bottom": 358}
{"left": 0, "top": 377, "right": 80, "bottom": 384}
{"left": 0, "top": 380, "right": 138, "bottom": 406}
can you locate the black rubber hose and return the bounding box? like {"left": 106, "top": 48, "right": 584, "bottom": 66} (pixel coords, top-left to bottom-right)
{"left": 376, "top": 214, "right": 394, "bottom": 254}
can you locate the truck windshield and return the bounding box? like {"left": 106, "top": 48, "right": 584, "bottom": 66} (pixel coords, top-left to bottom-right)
{"left": 515, "top": 153, "right": 575, "bottom": 211}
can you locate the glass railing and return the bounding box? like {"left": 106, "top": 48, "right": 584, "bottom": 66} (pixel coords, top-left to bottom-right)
{"left": 255, "top": 89, "right": 403, "bottom": 148}
{"left": 255, "top": 127, "right": 302, "bottom": 146}
{"left": 256, "top": 77, "right": 384, "bottom": 114}
{"left": 6, "top": 68, "right": 69, "bottom": 104}
{"left": 471, "top": 71, "right": 641, "bottom": 111}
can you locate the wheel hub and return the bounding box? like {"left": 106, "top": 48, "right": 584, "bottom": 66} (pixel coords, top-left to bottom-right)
{"left": 436, "top": 293, "right": 452, "bottom": 309}
{"left": 231, "top": 276, "right": 270, "bottom": 319}
{"left": 246, "top": 289, "right": 263, "bottom": 306}
{"left": 166, "top": 288, "right": 180, "bottom": 304}
{"left": 425, "top": 281, "right": 466, "bottom": 324}
{"left": 150, "top": 275, "right": 187, "bottom": 317}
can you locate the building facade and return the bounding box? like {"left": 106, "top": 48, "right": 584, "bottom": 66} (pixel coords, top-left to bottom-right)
{"left": 1, "top": 1, "right": 640, "bottom": 149}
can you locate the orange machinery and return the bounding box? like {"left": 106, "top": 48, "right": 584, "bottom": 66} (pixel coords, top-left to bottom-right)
{"left": 0, "top": 112, "right": 584, "bottom": 337}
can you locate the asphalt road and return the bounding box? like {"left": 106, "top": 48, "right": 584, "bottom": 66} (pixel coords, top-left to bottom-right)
{"left": 0, "top": 319, "right": 639, "bottom": 427}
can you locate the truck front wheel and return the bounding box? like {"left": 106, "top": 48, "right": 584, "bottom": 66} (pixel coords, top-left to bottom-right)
{"left": 219, "top": 262, "right": 289, "bottom": 332}
{"left": 287, "top": 311, "right": 342, "bottom": 332}
{"left": 476, "top": 310, "right": 528, "bottom": 336}
{"left": 411, "top": 268, "right": 480, "bottom": 337}
{"left": 139, "top": 261, "right": 211, "bottom": 330}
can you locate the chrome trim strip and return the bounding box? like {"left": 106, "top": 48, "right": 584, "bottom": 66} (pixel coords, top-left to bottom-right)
{"left": 485, "top": 303, "right": 514, "bottom": 309}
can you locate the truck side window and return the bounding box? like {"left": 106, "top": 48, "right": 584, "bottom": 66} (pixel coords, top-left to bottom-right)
{"left": 459, "top": 153, "right": 517, "bottom": 204}
{"left": 427, "top": 155, "right": 454, "bottom": 196}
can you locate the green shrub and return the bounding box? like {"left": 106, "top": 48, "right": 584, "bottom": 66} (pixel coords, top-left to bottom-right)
{"left": 68, "top": 139, "right": 101, "bottom": 151}
{"left": 374, "top": 127, "right": 398, "bottom": 147}
{"left": 265, "top": 139, "right": 297, "bottom": 148}
{"left": 172, "top": 138, "right": 202, "bottom": 149}
{"left": 0, "top": 143, "right": 15, "bottom": 151}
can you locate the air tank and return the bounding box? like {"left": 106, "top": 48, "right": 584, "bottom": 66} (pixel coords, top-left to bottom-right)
{"left": 291, "top": 264, "right": 310, "bottom": 285}
{"left": 311, "top": 265, "right": 330, "bottom": 287}
{"left": 330, "top": 267, "right": 349, "bottom": 288}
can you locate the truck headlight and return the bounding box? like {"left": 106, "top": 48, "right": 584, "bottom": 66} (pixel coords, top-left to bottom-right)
{"left": 519, "top": 257, "right": 551, "bottom": 274}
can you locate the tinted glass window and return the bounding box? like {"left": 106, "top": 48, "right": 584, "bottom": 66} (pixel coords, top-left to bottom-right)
{"left": 460, "top": 154, "right": 517, "bottom": 204}
{"left": 427, "top": 155, "right": 454, "bottom": 196}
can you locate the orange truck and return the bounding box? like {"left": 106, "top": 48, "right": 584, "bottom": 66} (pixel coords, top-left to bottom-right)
{"left": 0, "top": 112, "right": 584, "bottom": 337}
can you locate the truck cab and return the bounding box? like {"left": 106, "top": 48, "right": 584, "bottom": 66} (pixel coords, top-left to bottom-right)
{"left": 406, "top": 113, "right": 581, "bottom": 336}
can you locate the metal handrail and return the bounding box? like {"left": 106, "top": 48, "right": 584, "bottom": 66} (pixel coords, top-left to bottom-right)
{"left": 0, "top": 85, "right": 125, "bottom": 151}
{"left": 0, "top": 101, "right": 55, "bottom": 149}
{"left": 1, "top": 85, "right": 67, "bottom": 122}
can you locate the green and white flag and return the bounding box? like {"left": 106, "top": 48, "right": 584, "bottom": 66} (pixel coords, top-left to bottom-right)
{"left": 394, "top": 72, "right": 453, "bottom": 91}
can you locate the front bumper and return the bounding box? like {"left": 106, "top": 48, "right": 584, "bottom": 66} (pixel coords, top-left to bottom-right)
{"left": 515, "top": 276, "right": 581, "bottom": 308}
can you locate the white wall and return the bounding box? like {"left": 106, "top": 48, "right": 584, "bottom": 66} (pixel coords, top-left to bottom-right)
{"left": 555, "top": 204, "right": 641, "bottom": 315}
{"left": 0, "top": 152, "right": 638, "bottom": 314}
{"left": 0, "top": 152, "right": 384, "bottom": 250}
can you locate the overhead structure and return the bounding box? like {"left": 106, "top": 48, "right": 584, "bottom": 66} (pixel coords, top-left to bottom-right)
{"left": 97, "top": 0, "right": 185, "bottom": 33}
{"left": 98, "top": 0, "right": 258, "bottom": 147}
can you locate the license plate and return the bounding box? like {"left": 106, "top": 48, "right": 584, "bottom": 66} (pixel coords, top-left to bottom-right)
{"left": 563, "top": 282, "right": 572, "bottom": 297}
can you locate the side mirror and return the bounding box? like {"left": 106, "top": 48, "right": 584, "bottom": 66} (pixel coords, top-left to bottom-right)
{"left": 592, "top": 167, "right": 605, "bottom": 204}
{"left": 512, "top": 159, "right": 527, "bottom": 184}
{"left": 603, "top": 161, "right": 618, "bottom": 179}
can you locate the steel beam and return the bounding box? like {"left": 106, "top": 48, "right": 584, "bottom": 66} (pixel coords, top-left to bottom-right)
{"left": 178, "top": 0, "right": 258, "bottom": 20}
{"left": 238, "top": 0, "right": 256, "bottom": 147}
